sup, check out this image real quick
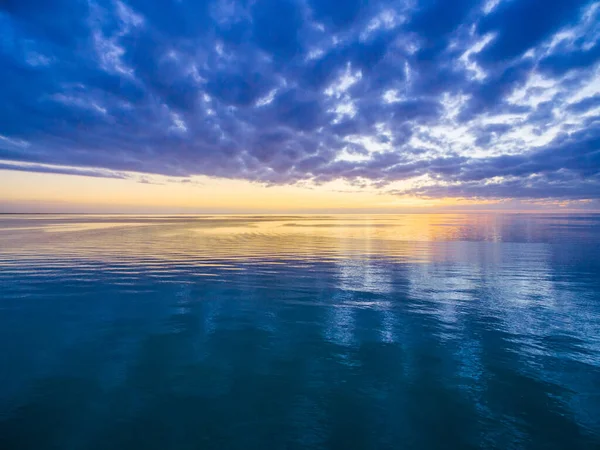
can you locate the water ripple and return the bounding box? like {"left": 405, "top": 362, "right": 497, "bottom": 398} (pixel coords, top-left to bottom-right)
{"left": 0, "top": 214, "right": 599, "bottom": 449}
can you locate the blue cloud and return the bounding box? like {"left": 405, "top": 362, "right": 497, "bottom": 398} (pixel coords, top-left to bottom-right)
{"left": 409, "top": 0, "right": 478, "bottom": 43}
{"left": 477, "top": 0, "right": 590, "bottom": 65}
{"left": 1, "top": 0, "right": 599, "bottom": 200}
{"left": 309, "top": 0, "right": 367, "bottom": 29}
{"left": 252, "top": 0, "right": 303, "bottom": 62}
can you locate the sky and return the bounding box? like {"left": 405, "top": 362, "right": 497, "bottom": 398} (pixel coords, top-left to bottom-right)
{"left": 1, "top": 0, "right": 600, "bottom": 213}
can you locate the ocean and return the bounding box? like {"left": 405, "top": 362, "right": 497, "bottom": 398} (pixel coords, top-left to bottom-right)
{"left": 1, "top": 214, "right": 599, "bottom": 449}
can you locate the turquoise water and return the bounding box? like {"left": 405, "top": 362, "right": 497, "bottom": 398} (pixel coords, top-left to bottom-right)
{"left": 0, "top": 214, "right": 599, "bottom": 449}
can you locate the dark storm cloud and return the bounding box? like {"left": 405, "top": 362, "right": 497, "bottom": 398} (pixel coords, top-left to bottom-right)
{"left": 0, "top": 0, "right": 599, "bottom": 200}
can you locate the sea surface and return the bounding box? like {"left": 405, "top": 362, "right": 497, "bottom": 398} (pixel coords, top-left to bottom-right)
{"left": 0, "top": 214, "right": 599, "bottom": 449}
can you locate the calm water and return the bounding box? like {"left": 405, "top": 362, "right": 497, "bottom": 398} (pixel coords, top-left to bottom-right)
{"left": 1, "top": 214, "right": 599, "bottom": 449}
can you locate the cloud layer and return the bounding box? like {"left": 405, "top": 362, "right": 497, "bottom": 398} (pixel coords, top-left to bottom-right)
{"left": 1, "top": 0, "right": 599, "bottom": 199}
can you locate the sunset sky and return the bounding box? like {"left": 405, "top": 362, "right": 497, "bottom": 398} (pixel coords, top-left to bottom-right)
{"left": 1, "top": 0, "right": 599, "bottom": 212}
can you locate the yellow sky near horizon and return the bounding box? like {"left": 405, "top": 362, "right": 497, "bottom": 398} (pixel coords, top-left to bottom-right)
{"left": 0, "top": 169, "right": 594, "bottom": 213}
{"left": 0, "top": 169, "right": 495, "bottom": 213}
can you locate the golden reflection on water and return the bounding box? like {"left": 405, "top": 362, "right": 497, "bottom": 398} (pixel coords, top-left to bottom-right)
{"left": 194, "top": 214, "right": 501, "bottom": 242}
{"left": 0, "top": 214, "right": 598, "bottom": 269}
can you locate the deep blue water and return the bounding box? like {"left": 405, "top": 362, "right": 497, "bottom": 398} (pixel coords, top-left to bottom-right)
{"left": 0, "top": 214, "right": 599, "bottom": 449}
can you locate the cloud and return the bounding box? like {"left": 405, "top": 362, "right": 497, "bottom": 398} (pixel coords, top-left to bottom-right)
{"left": 477, "top": 0, "right": 591, "bottom": 65}
{"left": 0, "top": 161, "right": 128, "bottom": 179}
{"left": 567, "top": 94, "right": 600, "bottom": 113}
{"left": 0, "top": 0, "right": 599, "bottom": 201}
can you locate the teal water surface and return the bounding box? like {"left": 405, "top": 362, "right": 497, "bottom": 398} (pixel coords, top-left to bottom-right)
{"left": 0, "top": 214, "right": 599, "bottom": 449}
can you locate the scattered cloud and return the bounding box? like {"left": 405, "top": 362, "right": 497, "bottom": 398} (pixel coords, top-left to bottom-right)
{"left": 1, "top": 0, "right": 599, "bottom": 201}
